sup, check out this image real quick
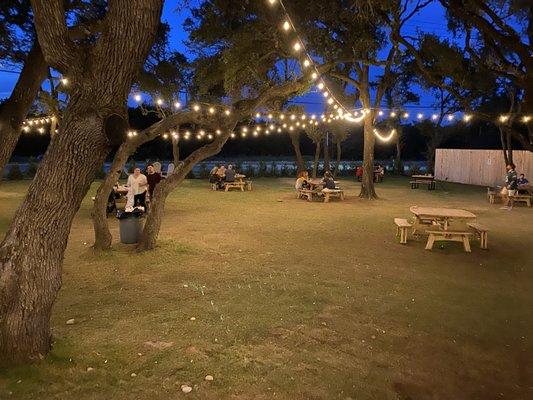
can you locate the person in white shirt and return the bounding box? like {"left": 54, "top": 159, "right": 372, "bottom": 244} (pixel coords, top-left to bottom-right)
{"left": 127, "top": 167, "right": 148, "bottom": 209}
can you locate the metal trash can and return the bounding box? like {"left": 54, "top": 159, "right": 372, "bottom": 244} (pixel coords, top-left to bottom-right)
{"left": 117, "top": 212, "right": 145, "bottom": 244}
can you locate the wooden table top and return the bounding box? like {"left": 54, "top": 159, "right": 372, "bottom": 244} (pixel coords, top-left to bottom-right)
{"left": 410, "top": 206, "right": 476, "bottom": 219}
{"left": 412, "top": 175, "right": 435, "bottom": 180}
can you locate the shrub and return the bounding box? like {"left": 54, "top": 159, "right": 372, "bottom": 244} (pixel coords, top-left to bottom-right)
{"left": 26, "top": 161, "right": 39, "bottom": 178}
{"left": 258, "top": 161, "right": 267, "bottom": 177}
{"left": 7, "top": 164, "right": 24, "bottom": 180}
{"left": 269, "top": 161, "right": 278, "bottom": 177}
{"left": 245, "top": 163, "right": 255, "bottom": 178}
{"left": 198, "top": 163, "right": 209, "bottom": 179}
{"left": 95, "top": 168, "right": 106, "bottom": 179}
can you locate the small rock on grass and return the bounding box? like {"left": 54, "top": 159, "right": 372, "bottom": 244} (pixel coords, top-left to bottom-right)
{"left": 66, "top": 319, "right": 75, "bottom": 325}
{"left": 205, "top": 375, "right": 214, "bottom": 381}
{"left": 181, "top": 384, "right": 193, "bottom": 393}
{"left": 86, "top": 367, "right": 95, "bottom": 372}
{"left": 130, "top": 373, "right": 137, "bottom": 377}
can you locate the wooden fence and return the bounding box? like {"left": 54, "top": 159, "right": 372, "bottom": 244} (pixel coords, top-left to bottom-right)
{"left": 435, "top": 149, "right": 533, "bottom": 187}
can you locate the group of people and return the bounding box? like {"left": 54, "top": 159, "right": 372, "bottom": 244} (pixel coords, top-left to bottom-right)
{"left": 209, "top": 164, "right": 237, "bottom": 189}
{"left": 502, "top": 163, "right": 529, "bottom": 210}
{"left": 295, "top": 170, "right": 337, "bottom": 191}
{"left": 355, "top": 164, "right": 385, "bottom": 182}
{"left": 123, "top": 165, "right": 162, "bottom": 211}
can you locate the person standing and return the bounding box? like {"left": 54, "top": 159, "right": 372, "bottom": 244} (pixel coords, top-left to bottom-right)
{"left": 146, "top": 164, "right": 162, "bottom": 200}
{"left": 502, "top": 163, "right": 518, "bottom": 210}
{"left": 127, "top": 167, "right": 148, "bottom": 209}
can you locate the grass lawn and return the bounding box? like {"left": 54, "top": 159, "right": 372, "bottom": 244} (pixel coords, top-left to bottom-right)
{"left": 0, "top": 177, "right": 532, "bottom": 399}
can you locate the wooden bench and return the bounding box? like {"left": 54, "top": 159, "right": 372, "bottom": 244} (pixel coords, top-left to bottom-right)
{"left": 224, "top": 181, "right": 245, "bottom": 192}
{"left": 487, "top": 187, "right": 502, "bottom": 204}
{"left": 394, "top": 218, "right": 412, "bottom": 244}
{"left": 298, "top": 189, "right": 321, "bottom": 201}
{"left": 467, "top": 223, "right": 488, "bottom": 250}
{"left": 322, "top": 189, "right": 345, "bottom": 203}
{"left": 211, "top": 183, "right": 218, "bottom": 191}
{"left": 425, "top": 230, "right": 473, "bottom": 252}
{"left": 411, "top": 180, "right": 435, "bottom": 190}
{"left": 513, "top": 194, "right": 532, "bottom": 207}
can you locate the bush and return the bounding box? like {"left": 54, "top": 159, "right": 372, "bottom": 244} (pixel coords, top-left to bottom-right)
{"left": 269, "top": 161, "right": 278, "bottom": 177}
{"left": 26, "top": 161, "right": 39, "bottom": 178}
{"left": 95, "top": 168, "right": 106, "bottom": 179}
{"left": 245, "top": 163, "right": 255, "bottom": 178}
{"left": 257, "top": 161, "right": 267, "bottom": 177}
{"left": 7, "top": 164, "right": 24, "bottom": 180}
{"left": 198, "top": 163, "right": 209, "bottom": 179}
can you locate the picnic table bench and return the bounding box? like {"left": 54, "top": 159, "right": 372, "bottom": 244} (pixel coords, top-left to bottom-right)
{"left": 394, "top": 218, "right": 412, "bottom": 244}
{"left": 410, "top": 175, "right": 436, "bottom": 190}
{"left": 467, "top": 222, "right": 489, "bottom": 250}
{"left": 409, "top": 206, "right": 477, "bottom": 252}
{"left": 299, "top": 179, "right": 345, "bottom": 203}
{"left": 224, "top": 181, "right": 245, "bottom": 191}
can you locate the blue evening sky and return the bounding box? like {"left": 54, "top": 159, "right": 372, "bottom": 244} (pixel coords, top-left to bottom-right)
{"left": 0, "top": 1, "right": 450, "bottom": 116}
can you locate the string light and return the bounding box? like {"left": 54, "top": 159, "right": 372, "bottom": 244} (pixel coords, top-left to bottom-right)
{"left": 499, "top": 115, "right": 509, "bottom": 122}
{"left": 173, "top": 101, "right": 181, "bottom": 109}
{"left": 522, "top": 116, "right": 531, "bottom": 123}
{"left": 373, "top": 128, "right": 396, "bottom": 142}
{"left": 134, "top": 94, "right": 142, "bottom": 102}
{"left": 282, "top": 20, "right": 291, "bottom": 31}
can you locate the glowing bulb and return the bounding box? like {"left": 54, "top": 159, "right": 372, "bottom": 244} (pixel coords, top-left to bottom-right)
{"left": 431, "top": 114, "right": 438, "bottom": 120}
{"left": 327, "top": 98, "right": 334, "bottom": 105}
{"left": 303, "top": 59, "right": 310, "bottom": 68}
{"left": 225, "top": 109, "right": 231, "bottom": 116}
{"left": 208, "top": 134, "right": 213, "bottom": 140}
{"left": 209, "top": 107, "right": 215, "bottom": 114}
{"left": 293, "top": 42, "right": 302, "bottom": 52}
{"left": 173, "top": 101, "right": 181, "bottom": 109}
{"left": 256, "top": 112, "right": 261, "bottom": 118}
{"left": 311, "top": 72, "right": 318, "bottom": 80}
{"left": 163, "top": 133, "right": 169, "bottom": 139}
{"left": 447, "top": 114, "right": 454, "bottom": 121}
{"left": 499, "top": 115, "right": 509, "bottom": 122}
{"left": 323, "top": 91, "right": 329, "bottom": 98}
{"left": 311, "top": 114, "right": 316, "bottom": 120}
{"left": 402, "top": 112, "right": 409, "bottom": 118}
{"left": 193, "top": 104, "right": 200, "bottom": 112}
{"left": 378, "top": 110, "right": 384, "bottom": 116}
{"left": 253, "top": 131, "right": 259, "bottom": 137}
{"left": 268, "top": 113, "right": 273, "bottom": 119}
{"left": 280, "top": 114, "right": 285, "bottom": 120}
{"left": 60, "top": 77, "right": 68, "bottom": 85}
{"left": 156, "top": 98, "right": 164, "bottom": 106}
{"left": 282, "top": 21, "right": 290, "bottom": 31}
{"left": 523, "top": 116, "right": 531, "bottom": 123}
{"left": 417, "top": 113, "right": 424, "bottom": 119}
{"left": 463, "top": 114, "right": 472, "bottom": 122}
{"left": 216, "top": 129, "right": 221, "bottom": 135}
{"left": 390, "top": 112, "right": 397, "bottom": 117}
{"left": 290, "top": 114, "right": 296, "bottom": 120}
{"left": 134, "top": 94, "right": 142, "bottom": 102}
{"left": 317, "top": 82, "right": 324, "bottom": 90}
{"left": 231, "top": 133, "right": 236, "bottom": 138}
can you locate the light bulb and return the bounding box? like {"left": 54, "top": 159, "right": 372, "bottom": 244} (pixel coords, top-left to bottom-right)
{"left": 293, "top": 42, "right": 301, "bottom": 52}
{"left": 303, "top": 59, "right": 310, "bottom": 68}
{"left": 282, "top": 21, "right": 290, "bottom": 31}
{"left": 134, "top": 94, "right": 142, "bottom": 102}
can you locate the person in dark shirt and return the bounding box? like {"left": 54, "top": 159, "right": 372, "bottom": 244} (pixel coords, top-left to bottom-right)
{"left": 517, "top": 174, "right": 529, "bottom": 186}
{"left": 146, "top": 164, "right": 162, "bottom": 200}
{"left": 502, "top": 163, "right": 518, "bottom": 210}
{"left": 322, "top": 171, "right": 336, "bottom": 190}
{"left": 225, "top": 165, "right": 236, "bottom": 182}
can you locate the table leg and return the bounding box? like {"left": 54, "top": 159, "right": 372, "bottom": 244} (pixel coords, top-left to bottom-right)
{"left": 425, "top": 234, "right": 435, "bottom": 250}
{"left": 462, "top": 235, "right": 471, "bottom": 252}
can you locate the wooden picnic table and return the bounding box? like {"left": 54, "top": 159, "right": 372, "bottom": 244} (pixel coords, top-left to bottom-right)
{"left": 411, "top": 174, "right": 434, "bottom": 180}
{"left": 410, "top": 206, "right": 477, "bottom": 252}
{"left": 308, "top": 179, "right": 340, "bottom": 189}
{"left": 519, "top": 184, "right": 533, "bottom": 195}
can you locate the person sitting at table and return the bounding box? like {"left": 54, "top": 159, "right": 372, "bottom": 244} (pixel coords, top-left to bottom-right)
{"left": 127, "top": 167, "right": 148, "bottom": 209}
{"left": 518, "top": 174, "right": 529, "bottom": 186}
{"left": 146, "top": 164, "right": 162, "bottom": 200}
{"left": 355, "top": 165, "right": 363, "bottom": 182}
{"left": 209, "top": 164, "right": 220, "bottom": 184}
{"left": 322, "top": 171, "right": 336, "bottom": 190}
{"left": 295, "top": 171, "right": 310, "bottom": 190}
{"left": 225, "top": 165, "right": 236, "bottom": 182}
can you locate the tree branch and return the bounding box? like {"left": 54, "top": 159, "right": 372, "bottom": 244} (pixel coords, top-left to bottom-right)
{"left": 30, "top": 0, "right": 83, "bottom": 74}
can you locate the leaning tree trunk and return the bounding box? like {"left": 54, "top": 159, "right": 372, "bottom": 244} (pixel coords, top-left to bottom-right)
{"left": 0, "top": 100, "right": 109, "bottom": 365}
{"left": 333, "top": 141, "right": 342, "bottom": 177}
{"left": 0, "top": 0, "right": 163, "bottom": 366}
{"left": 312, "top": 141, "right": 321, "bottom": 178}
{"left": 289, "top": 132, "right": 305, "bottom": 173}
{"left": 92, "top": 142, "right": 135, "bottom": 250}
{"left": 359, "top": 116, "right": 377, "bottom": 199}
{"left": 0, "top": 42, "right": 48, "bottom": 178}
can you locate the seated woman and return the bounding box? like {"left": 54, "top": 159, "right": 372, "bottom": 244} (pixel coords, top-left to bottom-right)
{"left": 322, "top": 171, "right": 337, "bottom": 190}
{"left": 295, "top": 171, "right": 310, "bottom": 191}
{"left": 209, "top": 165, "right": 220, "bottom": 184}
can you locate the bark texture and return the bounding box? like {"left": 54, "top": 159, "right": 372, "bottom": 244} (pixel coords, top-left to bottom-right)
{"left": 312, "top": 141, "right": 321, "bottom": 178}
{"left": 0, "top": 42, "right": 48, "bottom": 178}
{"left": 359, "top": 116, "right": 377, "bottom": 199}
{"left": 289, "top": 131, "right": 305, "bottom": 174}
{"left": 0, "top": 0, "right": 163, "bottom": 366}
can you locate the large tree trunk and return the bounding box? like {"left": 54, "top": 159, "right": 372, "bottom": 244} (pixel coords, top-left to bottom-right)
{"left": 395, "top": 135, "right": 403, "bottom": 174}
{"left": 0, "top": 42, "right": 48, "bottom": 178}
{"left": 289, "top": 132, "right": 305, "bottom": 174}
{"left": 323, "top": 136, "right": 330, "bottom": 173}
{"left": 312, "top": 141, "right": 321, "bottom": 178}
{"left": 0, "top": 0, "right": 163, "bottom": 366}
{"left": 0, "top": 102, "right": 109, "bottom": 365}
{"left": 359, "top": 116, "right": 377, "bottom": 199}
{"left": 333, "top": 141, "right": 342, "bottom": 177}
